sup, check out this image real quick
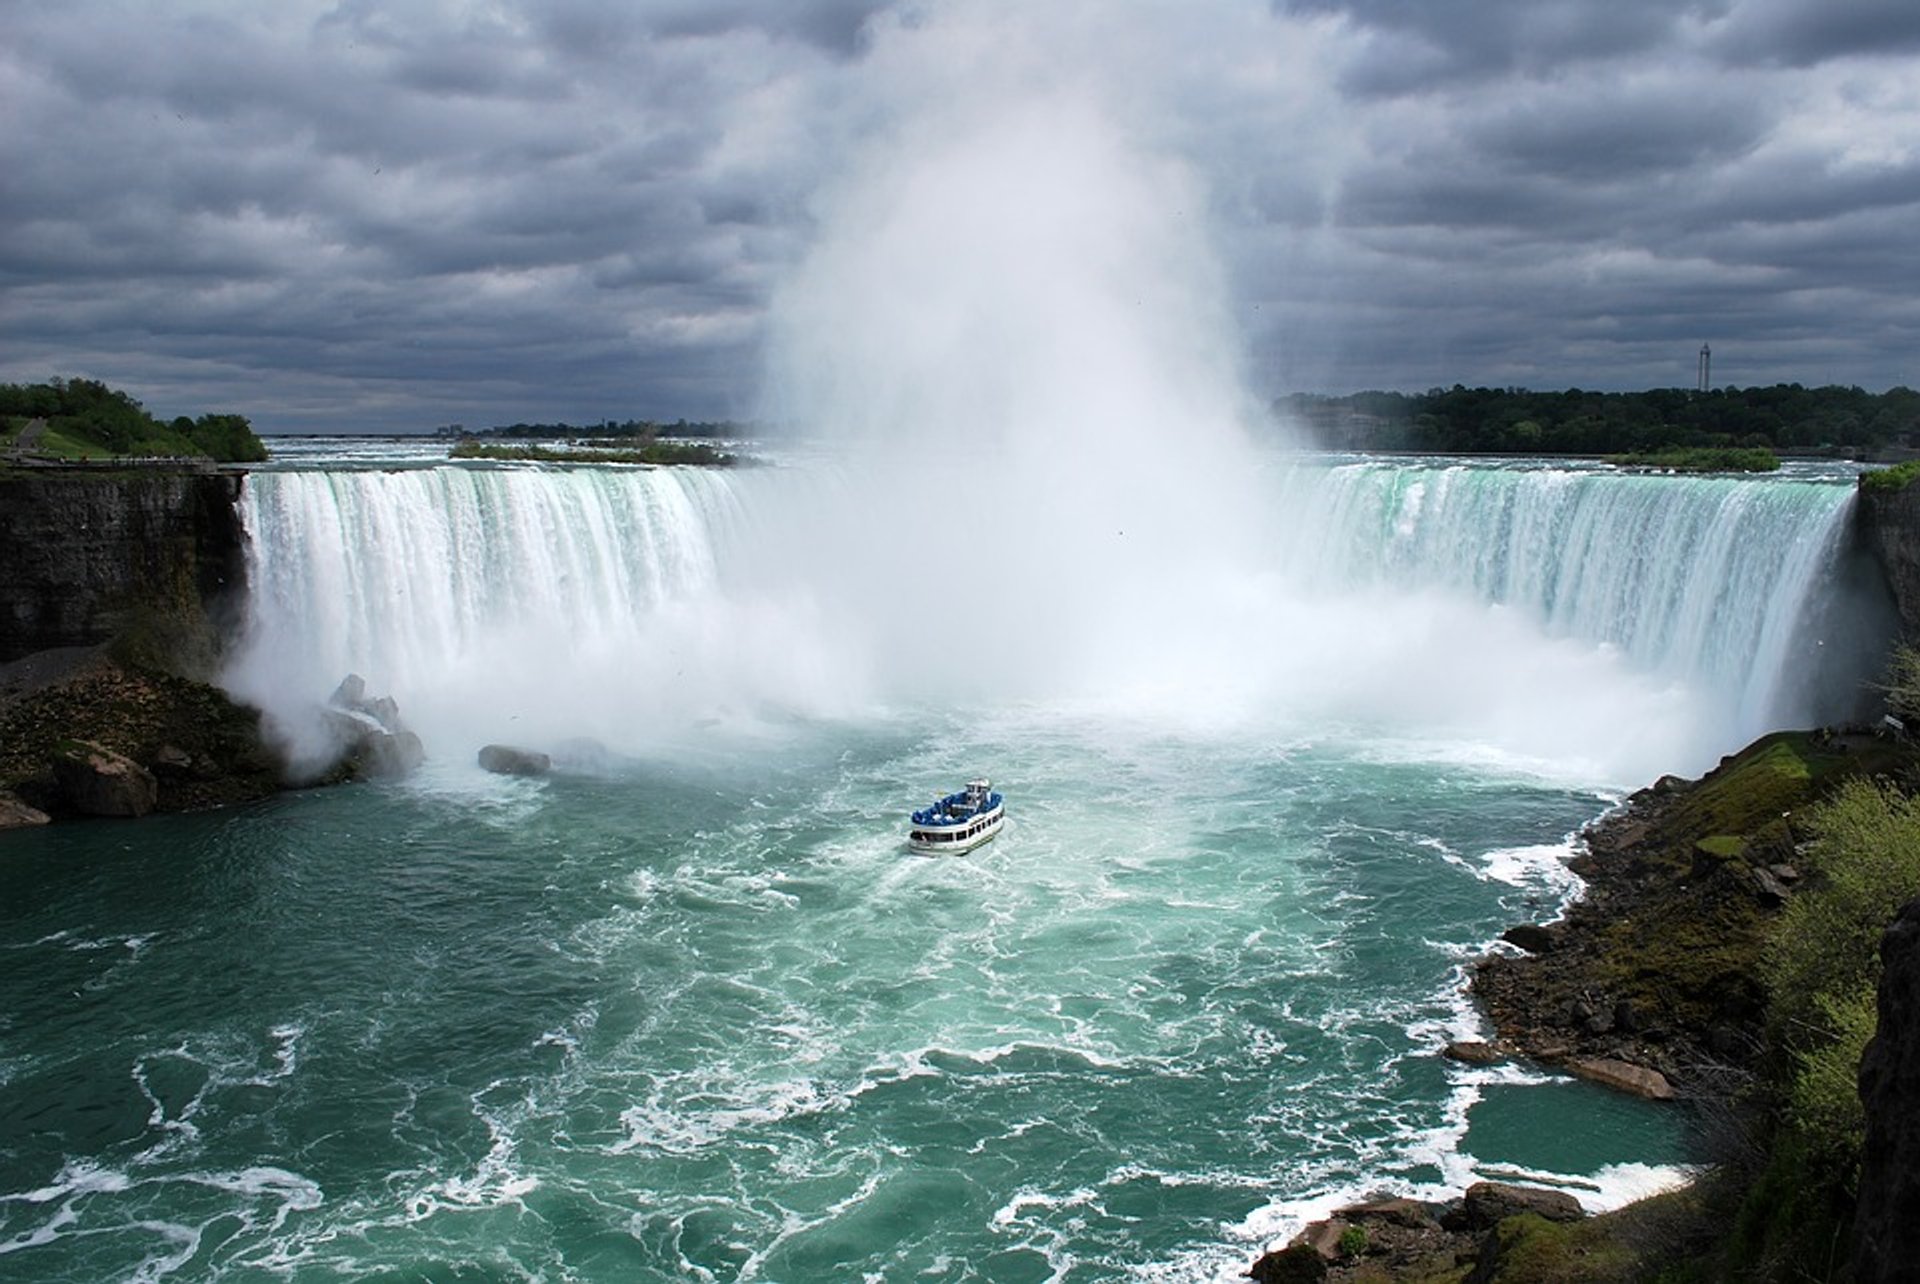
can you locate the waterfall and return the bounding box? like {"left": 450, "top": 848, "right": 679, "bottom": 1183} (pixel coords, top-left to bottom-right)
{"left": 226, "top": 454, "right": 1884, "bottom": 783}
{"left": 1265, "top": 458, "right": 1879, "bottom": 744}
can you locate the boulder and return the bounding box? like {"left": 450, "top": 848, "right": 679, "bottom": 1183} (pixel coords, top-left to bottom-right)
{"left": 0, "top": 793, "right": 52, "bottom": 829}
{"left": 1566, "top": 1056, "right": 1676, "bottom": 1100}
{"left": 1501, "top": 923, "right": 1557, "bottom": 954}
{"left": 1339, "top": 1196, "right": 1438, "bottom": 1231}
{"left": 1749, "top": 864, "right": 1791, "bottom": 907}
{"left": 52, "top": 740, "right": 158, "bottom": 817}
{"left": 1444, "top": 1182, "right": 1585, "bottom": 1233}
{"left": 478, "top": 744, "right": 552, "bottom": 777}
{"left": 357, "top": 729, "right": 426, "bottom": 781}
{"left": 329, "top": 673, "right": 369, "bottom": 708}
{"left": 1443, "top": 1040, "right": 1504, "bottom": 1065}
{"left": 151, "top": 743, "right": 196, "bottom": 776}
{"left": 1247, "top": 1243, "right": 1327, "bottom": 1282}
{"left": 322, "top": 675, "right": 423, "bottom": 781}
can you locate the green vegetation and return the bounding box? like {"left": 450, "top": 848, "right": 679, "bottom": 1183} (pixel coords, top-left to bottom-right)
{"left": 1861, "top": 458, "right": 1920, "bottom": 492}
{"left": 0, "top": 377, "right": 267, "bottom": 463}
{"left": 449, "top": 439, "right": 734, "bottom": 466}
{"left": 1336, "top": 1224, "right": 1369, "bottom": 1258}
{"left": 1645, "top": 710, "right": 1920, "bottom": 1278}
{"left": 1878, "top": 642, "right": 1920, "bottom": 724}
{"left": 1606, "top": 447, "right": 1780, "bottom": 473}
{"left": 1280, "top": 384, "right": 1920, "bottom": 457}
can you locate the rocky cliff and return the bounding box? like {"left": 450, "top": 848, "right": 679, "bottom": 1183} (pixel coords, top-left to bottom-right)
{"left": 0, "top": 470, "right": 246, "bottom": 666}
{"left": 1856, "top": 476, "right": 1920, "bottom": 643}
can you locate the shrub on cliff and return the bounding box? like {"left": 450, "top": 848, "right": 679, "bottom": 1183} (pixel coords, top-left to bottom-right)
{"left": 1877, "top": 643, "right": 1920, "bottom": 724}
{"left": 1860, "top": 459, "right": 1920, "bottom": 492}
{"left": 1725, "top": 776, "right": 1920, "bottom": 1276}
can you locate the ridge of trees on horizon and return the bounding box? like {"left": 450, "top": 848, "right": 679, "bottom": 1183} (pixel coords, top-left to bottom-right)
{"left": 1279, "top": 384, "right": 1920, "bottom": 457}
{"left": 436, "top": 417, "right": 747, "bottom": 441}
{"left": 0, "top": 378, "right": 267, "bottom": 463}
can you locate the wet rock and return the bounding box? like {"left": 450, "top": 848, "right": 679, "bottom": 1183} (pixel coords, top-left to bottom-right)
{"left": 1567, "top": 1056, "right": 1676, "bottom": 1100}
{"left": 52, "top": 739, "right": 158, "bottom": 817}
{"left": 1443, "top": 1040, "right": 1503, "bottom": 1065}
{"left": 1445, "top": 1182, "right": 1585, "bottom": 1233}
{"left": 1501, "top": 923, "right": 1557, "bottom": 954}
{"left": 359, "top": 729, "right": 426, "bottom": 780}
{"left": 478, "top": 744, "right": 552, "bottom": 777}
{"left": 1248, "top": 1243, "right": 1328, "bottom": 1281}
{"left": 0, "top": 793, "right": 51, "bottom": 828}
{"left": 324, "top": 675, "right": 424, "bottom": 781}
{"left": 1340, "top": 1196, "right": 1439, "bottom": 1231}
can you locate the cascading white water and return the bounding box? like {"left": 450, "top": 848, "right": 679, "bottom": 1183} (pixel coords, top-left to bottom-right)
{"left": 227, "top": 451, "right": 1876, "bottom": 786}
{"left": 226, "top": 464, "right": 815, "bottom": 767}
{"left": 1265, "top": 457, "right": 1875, "bottom": 745}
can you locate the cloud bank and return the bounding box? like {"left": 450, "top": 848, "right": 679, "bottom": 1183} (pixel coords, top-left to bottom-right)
{"left": 1, "top": 0, "right": 1915, "bottom": 431}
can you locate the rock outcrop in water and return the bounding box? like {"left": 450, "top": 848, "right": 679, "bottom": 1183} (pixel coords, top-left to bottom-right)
{"left": 478, "top": 744, "right": 551, "bottom": 777}
{"left": 321, "top": 674, "right": 425, "bottom": 781}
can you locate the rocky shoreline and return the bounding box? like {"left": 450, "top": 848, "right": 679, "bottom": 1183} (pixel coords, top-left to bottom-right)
{"left": 1255, "top": 727, "right": 1920, "bottom": 1282}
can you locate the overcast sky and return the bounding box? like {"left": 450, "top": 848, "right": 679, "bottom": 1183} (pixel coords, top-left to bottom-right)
{"left": 4, "top": 0, "right": 1918, "bottom": 433}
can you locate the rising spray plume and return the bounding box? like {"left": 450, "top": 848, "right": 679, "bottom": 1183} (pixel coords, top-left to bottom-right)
{"left": 221, "top": 4, "right": 1872, "bottom": 784}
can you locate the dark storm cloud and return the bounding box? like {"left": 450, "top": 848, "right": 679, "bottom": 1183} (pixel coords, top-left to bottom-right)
{"left": 1, "top": 0, "right": 1915, "bottom": 432}
{"left": 1707, "top": 0, "right": 1920, "bottom": 66}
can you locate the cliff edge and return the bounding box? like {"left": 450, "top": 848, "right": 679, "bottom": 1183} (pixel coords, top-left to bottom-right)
{"left": 0, "top": 470, "right": 246, "bottom": 668}
{"left": 1856, "top": 472, "right": 1920, "bottom": 643}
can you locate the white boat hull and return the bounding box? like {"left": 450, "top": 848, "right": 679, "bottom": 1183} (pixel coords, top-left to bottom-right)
{"left": 907, "top": 805, "right": 1005, "bottom": 854}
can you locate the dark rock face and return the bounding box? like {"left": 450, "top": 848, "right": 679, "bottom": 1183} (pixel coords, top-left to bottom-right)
{"left": 1500, "top": 924, "right": 1557, "bottom": 954}
{"left": 1854, "top": 897, "right": 1920, "bottom": 1283}
{"left": 51, "top": 740, "right": 159, "bottom": 817}
{"left": 478, "top": 744, "right": 552, "bottom": 777}
{"left": 1247, "top": 1243, "right": 1327, "bottom": 1282}
{"left": 1858, "top": 480, "right": 1920, "bottom": 642}
{"left": 0, "top": 472, "right": 245, "bottom": 665}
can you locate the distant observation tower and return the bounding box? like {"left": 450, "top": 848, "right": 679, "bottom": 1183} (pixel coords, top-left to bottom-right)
{"left": 1698, "top": 343, "right": 1712, "bottom": 392}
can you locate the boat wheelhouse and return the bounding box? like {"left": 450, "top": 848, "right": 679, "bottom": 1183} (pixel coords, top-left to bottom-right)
{"left": 907, "top": 778, "right": 1005, "bottom": 854}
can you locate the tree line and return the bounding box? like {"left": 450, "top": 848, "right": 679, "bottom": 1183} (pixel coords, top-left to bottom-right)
{"left": 436, "top": 417, "right": 747, "bottom": 441}
{"left": 1280, "top": 384, "right": 1920, "bottom": 456}
{"left": 1, "top": 378, "right": 268, "bottom": 463}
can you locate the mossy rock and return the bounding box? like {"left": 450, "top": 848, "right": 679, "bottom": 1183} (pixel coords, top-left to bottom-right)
{"left": 1480, "top": 1213, "right": 1637, "bottom": 1283}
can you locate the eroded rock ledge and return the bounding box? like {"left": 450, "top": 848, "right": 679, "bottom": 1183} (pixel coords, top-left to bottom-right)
{"left": 1471, "top": 730, "right": 1909, "bottom": 1096}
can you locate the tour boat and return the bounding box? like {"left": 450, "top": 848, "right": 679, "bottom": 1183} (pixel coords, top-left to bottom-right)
{"left": 907, "top": 778, "right": 1005, "bottom": 854}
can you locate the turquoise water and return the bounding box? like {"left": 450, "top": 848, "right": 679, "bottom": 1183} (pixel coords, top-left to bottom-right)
{"left": 3, "top": 715, "right": 1688, "bottom": 1281}
{"left": 5, "top": 449, "right": 1868, "bottom": 1280}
